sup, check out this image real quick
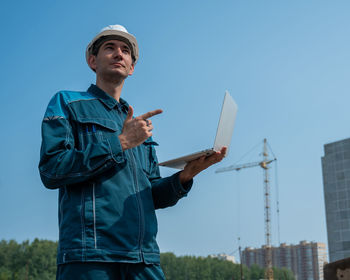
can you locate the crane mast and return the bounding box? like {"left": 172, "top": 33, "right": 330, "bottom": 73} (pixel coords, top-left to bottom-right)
{"left": 262, "top": 139, "right": 273, "bottom": 280}
{"left": 216, "top": 138, "right": 276, "bottom": 280}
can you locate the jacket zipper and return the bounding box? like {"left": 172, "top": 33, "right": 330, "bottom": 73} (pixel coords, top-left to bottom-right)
{"left": 92, "top": 182, "right": 97, "bottom": 249}
{"left": 115, "top": 107, "right": 144, "bottom": 259}
{"left": 128, "top": 149, "right": 145, "bottom": 260}
{"left": 80, "top": 187, "right": 86, "bottom": 254}
{"left": 143, "top": 144, "right": 148, "bottom": 171}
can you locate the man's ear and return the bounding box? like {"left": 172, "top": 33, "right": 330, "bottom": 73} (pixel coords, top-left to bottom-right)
{"left": 128, "top": 63, "right": 135, "bottom": 76}
{"left": 88, "top": 55, "right": 97, "bottom": 72}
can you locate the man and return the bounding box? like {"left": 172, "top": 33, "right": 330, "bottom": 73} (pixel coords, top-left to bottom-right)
{"left": 39, "top": 25, "right": 226, "bottom": 279}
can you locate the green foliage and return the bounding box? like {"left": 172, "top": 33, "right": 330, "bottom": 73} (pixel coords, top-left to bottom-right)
{"left": 248, "top": 263, "right": 264, "bottom": 280}
{"left": 0, "top": 239, "right": 57, "bottom": 280}
{"left": 273, "top": 266, "right": 295, "bottom": 280}
{"left": 160, "top": 253, "right": 295, "bottom": 280}
{"left": 160, "top": 253, "right": 241, "bottom": 280}
{"left": 0, "top": 240, "right": 295, "bottom": 280}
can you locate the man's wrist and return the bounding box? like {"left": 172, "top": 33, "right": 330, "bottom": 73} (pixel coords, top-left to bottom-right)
{"left": 179, "top": 171, "right": 194, "bottom": 185}
{"left": 118, "top": 134, "right": 129, "bottom": 151}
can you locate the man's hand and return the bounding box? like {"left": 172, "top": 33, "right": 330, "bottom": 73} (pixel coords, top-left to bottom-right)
{"left": 118, "top": 105, "right": 163, "bottom": 150}
{"left": 179, "top": 147, "right": 227, "bottom": 185}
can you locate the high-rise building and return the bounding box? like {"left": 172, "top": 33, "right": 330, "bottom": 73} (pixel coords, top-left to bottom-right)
{"left": 322, "top": 138, "right": 350, "bottom": 262}
{"left": 242, "top": 241, "right": 327, "bottom": 280}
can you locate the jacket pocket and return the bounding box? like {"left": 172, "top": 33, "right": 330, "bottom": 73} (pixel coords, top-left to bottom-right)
{"left": 75, "top": 117, "right": 120, "bottom": 149}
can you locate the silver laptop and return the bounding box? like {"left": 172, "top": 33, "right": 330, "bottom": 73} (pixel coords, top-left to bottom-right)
{"left": 158, "top": 91, "right": 238, "bottom": 169}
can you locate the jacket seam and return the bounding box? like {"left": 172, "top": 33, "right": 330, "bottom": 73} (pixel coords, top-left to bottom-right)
{"left": 92, "top": 182, "right": 97, "bottom": 249}
{"left": 80, "top": 188, "right": 86, "bottom": 261}
{"left": 40, "top": 154, "right": 114, "bottom": 178}
{"left": 67, "top": 98, "right": 99, "bottom": 105}
{"left": 78, "top": 117, "right": 119, "bottom": 123}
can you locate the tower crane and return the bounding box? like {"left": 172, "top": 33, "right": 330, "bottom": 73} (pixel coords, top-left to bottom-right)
{"left": 216, "top": 138, "right": 276, "bottom": 280}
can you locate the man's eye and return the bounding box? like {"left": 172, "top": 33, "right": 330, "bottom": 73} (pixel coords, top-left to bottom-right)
{"left": 123, "top": 49, "right": 130, "bottom": 54}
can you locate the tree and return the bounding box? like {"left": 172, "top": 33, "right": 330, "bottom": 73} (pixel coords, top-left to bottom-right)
{"left": 0, "top": 240, "right": 295, "bottom": 280}
{"left": 249, "top": 263, "right": 264, "bottom": 280}
{"left": 160, "top": 253, "right": 295, "bottom": 280}
{"left": 0, "top": 239, "right": 57, "bottom": 280}
{"left": 273, "top": 266, "right": 295, "bottom": 280}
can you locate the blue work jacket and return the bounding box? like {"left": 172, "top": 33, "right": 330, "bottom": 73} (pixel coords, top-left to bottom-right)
{"left": 39, "top": 84, "right": 192, "bottom": 265}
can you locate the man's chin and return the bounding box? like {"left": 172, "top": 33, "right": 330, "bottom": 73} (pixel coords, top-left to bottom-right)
{"left": 102, "top": 70, "right": 128, "bottom": 82}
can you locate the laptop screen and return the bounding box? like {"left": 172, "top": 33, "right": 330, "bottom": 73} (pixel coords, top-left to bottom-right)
{"left": 213, "top": 91, "right": 238, "bottom": 153}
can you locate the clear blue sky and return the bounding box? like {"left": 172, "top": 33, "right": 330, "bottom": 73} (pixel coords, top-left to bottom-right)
{"left": 1, "top": 0, "right": 350, "bottom": 262}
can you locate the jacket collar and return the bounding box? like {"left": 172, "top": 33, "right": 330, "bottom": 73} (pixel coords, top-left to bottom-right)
{"left": 87, "top": 84, "right": 129, "bottom": 112}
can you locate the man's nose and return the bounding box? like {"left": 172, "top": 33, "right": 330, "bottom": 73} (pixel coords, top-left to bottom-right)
{"left": 113, "top": 48, "right": 123, "bottom": 59}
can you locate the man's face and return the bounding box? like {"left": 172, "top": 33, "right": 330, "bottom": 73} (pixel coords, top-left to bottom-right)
{"left": 88, "top": 39, "right": 135, "bottom": 80}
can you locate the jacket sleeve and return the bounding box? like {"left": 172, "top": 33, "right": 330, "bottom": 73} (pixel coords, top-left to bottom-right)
{"left": 38, "top": 92, "right": 126, "bottom": 189}
{"left": 147, "top": 143, "right": 193, "bottom": 209}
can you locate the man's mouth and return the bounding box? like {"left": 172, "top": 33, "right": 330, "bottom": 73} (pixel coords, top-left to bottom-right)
{"left": 111, "top": 63, "right": 124, "bottom": 68}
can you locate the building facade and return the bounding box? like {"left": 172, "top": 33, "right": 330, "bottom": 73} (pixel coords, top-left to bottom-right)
{"left": 242, "top": 241, "right": 327, "bottom": 280}
{"left": 322, "top": 138, "right": 350, "bottom": 262}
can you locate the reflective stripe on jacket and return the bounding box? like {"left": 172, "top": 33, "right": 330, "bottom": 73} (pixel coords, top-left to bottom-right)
{"left": 39, "top": 84, "right": 192, "bottom": 265}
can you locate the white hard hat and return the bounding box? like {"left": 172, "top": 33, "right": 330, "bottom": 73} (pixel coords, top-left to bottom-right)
{"left": 86, "top": 24, "right": 139, "bottom": 64}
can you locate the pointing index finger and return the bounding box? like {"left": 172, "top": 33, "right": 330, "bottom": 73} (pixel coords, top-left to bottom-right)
{"left": 139, "top": 109, "right": 163, "bottom": 120}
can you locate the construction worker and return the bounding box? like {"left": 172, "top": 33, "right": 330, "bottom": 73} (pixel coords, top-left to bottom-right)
{"left": 39, "top": 24, "right": 226, "bottom": 279}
